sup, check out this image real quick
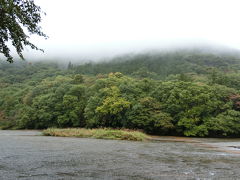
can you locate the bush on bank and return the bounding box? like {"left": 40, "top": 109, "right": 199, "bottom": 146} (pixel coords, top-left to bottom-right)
{"left": 42, "top": 128, "right": 149, "bottom": 141}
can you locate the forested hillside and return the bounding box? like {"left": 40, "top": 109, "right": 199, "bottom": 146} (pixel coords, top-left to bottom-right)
{"left": 1, "top": 51, "right": 240, "bottom": 137}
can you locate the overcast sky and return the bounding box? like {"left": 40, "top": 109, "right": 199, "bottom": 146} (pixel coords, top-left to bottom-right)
{"left": 25, "top": 0, "right": 240, "bottom": 60}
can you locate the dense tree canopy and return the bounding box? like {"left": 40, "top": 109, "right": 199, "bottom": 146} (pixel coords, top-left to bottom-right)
{"left": 1, "top": 51, "right": 240, "bottom": 137}
{"left": 0, "top": 0, "right": 47, "bottom": 62}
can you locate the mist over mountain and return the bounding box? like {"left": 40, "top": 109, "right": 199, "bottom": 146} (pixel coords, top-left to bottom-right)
{"left": 14, "top": 43, "right": 240, "bottom": 66}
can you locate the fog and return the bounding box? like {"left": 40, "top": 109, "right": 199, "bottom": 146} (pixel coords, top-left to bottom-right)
{"left": 21, "top": 0, "right": 240, "bottom": 61}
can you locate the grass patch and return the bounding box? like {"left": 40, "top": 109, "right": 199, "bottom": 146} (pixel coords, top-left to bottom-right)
{"left": 42, "top": 128, "right": 149, "bottom": 141}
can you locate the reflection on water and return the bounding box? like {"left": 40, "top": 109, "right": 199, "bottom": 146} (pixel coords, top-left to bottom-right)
{"left": 0, "top": 130, "right": 239, "bottom": 180}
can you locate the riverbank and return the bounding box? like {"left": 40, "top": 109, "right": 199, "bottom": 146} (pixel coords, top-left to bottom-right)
{"left": 43, "top": 128, "right": 240, "bottom": 154}
{"left": 42, "top": 128, "right": 149, "bottom": 141}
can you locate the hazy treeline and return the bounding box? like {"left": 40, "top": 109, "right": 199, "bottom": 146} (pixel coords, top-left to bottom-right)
{"left": 1, "top": 51, "right": 240, "bottom": 137}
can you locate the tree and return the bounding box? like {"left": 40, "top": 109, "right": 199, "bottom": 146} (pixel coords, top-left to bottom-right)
{"left": 0, "top": 0, "right": 47, "bottom": 63}
{"left": 125, "top": 97, "right": 174, "bottom": 134}
{"left": 73, "top": 74, "right": 84, "bottom": 84}
{"left": 85, "top": 86, "right": 131, "bottom": 128}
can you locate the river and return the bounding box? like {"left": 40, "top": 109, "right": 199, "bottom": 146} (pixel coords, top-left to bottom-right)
{"left": 0, "top": 130, "right": 239, "bottom": 179}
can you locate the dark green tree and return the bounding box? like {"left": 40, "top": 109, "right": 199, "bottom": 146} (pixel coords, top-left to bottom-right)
{"left": 0, "top": 0, "right": 47, "bottom": 62}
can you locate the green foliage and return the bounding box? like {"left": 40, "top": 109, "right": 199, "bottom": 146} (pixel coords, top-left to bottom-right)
{"left": 0, "top": 0, "right": 47, "bottom": 62}
{"left": 125, "top": 97, "right": 173, "bottom": 134}
{"left": 85, "top": 77, "right": 132, "bottom": 128}
{"left": 74, "top": 52, "right": 240, "bottom": 79}
{"left": 152, "top": 81, "right": 236, "bottom": 136}
{"left": 206, "top": 110, "right": 240, "bottom": 137}
{"left": 2, "top": 51, "right": 240, "bottom": 137}
{"left": 73, "top": 74, "right": 84, "bottom": 84}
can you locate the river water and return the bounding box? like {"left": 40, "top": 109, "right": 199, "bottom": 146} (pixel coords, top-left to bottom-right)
{"left": 0, "top": 130, "right": 239, "bottom": 180}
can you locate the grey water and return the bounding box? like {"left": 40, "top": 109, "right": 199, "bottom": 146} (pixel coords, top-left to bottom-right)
{"left": 0, "top": 130, "right": 239, "bottom": 180}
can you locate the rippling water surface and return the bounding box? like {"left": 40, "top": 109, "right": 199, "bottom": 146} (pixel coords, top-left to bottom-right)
{"left": 0, "top": 130, "right": 239, "bottom": 180}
